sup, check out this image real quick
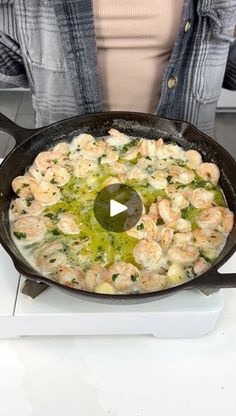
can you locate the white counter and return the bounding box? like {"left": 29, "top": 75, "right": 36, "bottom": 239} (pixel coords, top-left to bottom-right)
{"left": 0, "top": 288, "right": 236, "bottom": 416}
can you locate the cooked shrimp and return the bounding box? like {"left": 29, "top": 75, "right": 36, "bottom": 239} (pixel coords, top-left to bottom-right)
{"left": 10, "top": 198, "right": 43, "bottom": 219}
{"left": 12, "top": 216, "right": 46, "bottom": 245}
{"left": 158, "top": 199, "right": 180, "bottom": 223}
{"left": 127, "top": 215, "right": 159, "bottom": 241}
{"left": 34, "top": 151, "right": 63, "bottom": 173}
{"left": 185, "top": 150, "right": 202, "bottom": 169}
{"left": 123, "top": 146, "right": 139, "bottom": 161}
{"left": 196, "top": 207, "right": 223, "bottom": 230}
{"left": 193, "top": 229, "right": 225, "bottom": 250}
{"left": 189, "top": 188, "right": 214, "bottom": 209}
{"left": 30, "top": 180, "right": 61, "bottom": 206}
{"left": 133, "top": 240, "right": 162, "bottom": 270}
{"left": 27, "top": 166, "right": 43, "bottom": 183}
{"left": 173, "top": 232, "right": 193, "bottom": 246}
{"left": 156, "top": 143, "right": 185, "bottom": 160}
{"left": 167, "top": 263, "right": 186, "bottom": 285}
{"left": 107, "top": 128, "right": 130, "bottom": 147}
{"left": 149, "top": 202, "right": 159, "bottom": 218}
{"left": 54, "top": 142, "right": 70, "bottom": 156}
{"left": 168, "top": 218, "right": 192, "bottom": 232}
{"left": 218, "top": 207, "right": 234, "bottom": 234}
{"left": 125, "top": 167, "right": 147, "bottom": 180}
{"left": 58, "top": 213, "right": 80, "bottom": 234}
{"left": 194, "top": 257, "right": 210, "bottom": 275}
{"left": 100, "top": 146, "right": 119, "bottom": 164}
{"left": 73, "top": 157, "right": 97, "bottom": 177}
{"left": 149, "top": 171, "right": 168, "bottom": 190}
{"left": 136, "top": 157, "right": 153, "bottom": 170}
{"left": 56, "top": 265, "right": 85, "bottom": 289}
{"left": 139, "top": 139, "right": 158, "bottom": 157}
{"left": 168, "top": 245, "right": 199, "bottom": 266}
{"left": 70, "top": 133, "right": 95, "bottom": 152}
{"left": 171, "top": 193, "right": 189, "bottom": 210}
{"left": 138, "top": 271, "right": 167, "bottom": 292}
{"left": 12, "top": 176, "right": 35, "bottom": 198}
{"left": 197, "top": 162, "right": 220, "bottom": 185}
{"left": 112, "top": 162, "right": 128, "bottom": 174}
{"left": 85, "top": 264, "right": 109, "bottom": 291}
{"left": 169, "top": 166, "right": 195, "bottom": 184}
{"left": 159, "top": 228, "right": 174, "bottom": 250}
{"left": 44, "top": 165, "right": 70, "bottom": 187}
{"left": 79, "top": 139, "right": 107, "bottom": 161}
{"left": 107, "top": 262, "right": 140, "bottom": 292}
{"left": 35, "top": 241, "right": 66, "bottom": 273}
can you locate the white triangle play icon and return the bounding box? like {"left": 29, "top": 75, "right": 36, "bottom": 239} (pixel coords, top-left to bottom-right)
{"left": 110, "top": 199, "right": 128, "bottom": 217}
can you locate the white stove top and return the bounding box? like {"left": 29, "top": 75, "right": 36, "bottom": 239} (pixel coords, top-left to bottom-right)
{"left": 1, "top": 243, "right": 235, "bottom": 338}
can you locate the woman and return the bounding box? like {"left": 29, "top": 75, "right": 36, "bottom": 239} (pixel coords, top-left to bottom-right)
{"left": 0, "top": 0, "right": 236, "bottom": 136}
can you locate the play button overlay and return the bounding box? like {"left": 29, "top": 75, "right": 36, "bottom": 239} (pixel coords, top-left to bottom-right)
{"left": 110, "top": 200, "right": 127, "bottom": 217}
{"left": 94, "top": 184, "right": 143, "bottom": 232}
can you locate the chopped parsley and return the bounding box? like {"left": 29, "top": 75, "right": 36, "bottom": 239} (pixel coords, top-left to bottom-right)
{"left": 137, "top": 223, "right": 144, "bottom": 230}
{"left": 52, "top": 159, "right": 58, "bottom": 164}
{"left": 44, "top": 212, "right": 54, "bottom": 219}
{"left": 131, "top": 274, "right": 139, "bottom": 282}
{"left": 112, "top": 273, "right": 120, "bottom": 282}
{"left": 156, "top": 218, "right": 164, "bottom": 226}
{"left": 145, "top": 156, "right": 151, "bottom": 160}
{"left": 13, "top": 231, "right": 27, "bottom": 240}
{"left": 166, "top": 175, "right": 172, "bottom": 184}
{"left": 26, "top": 198, "right": 32, "bottom": 207}
{"left": 51, "top": 228, "right": 60, "bottom": 236}
{"left": 49, "top": 258, "right": 56, "bottom": 263}
{"left": 98, "top": 154, "right": 107, "bottom": 164}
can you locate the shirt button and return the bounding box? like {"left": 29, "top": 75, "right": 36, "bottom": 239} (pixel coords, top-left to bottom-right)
{"left": 184, "top": 20, "right": 191, "bottom": 32}
{"left": 168, "top": 76, "right": 178, "bottom": 89}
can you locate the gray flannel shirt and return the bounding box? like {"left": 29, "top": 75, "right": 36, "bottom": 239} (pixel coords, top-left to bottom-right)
{"left": 0, "top": 0, "right": 236, "bottom": 136}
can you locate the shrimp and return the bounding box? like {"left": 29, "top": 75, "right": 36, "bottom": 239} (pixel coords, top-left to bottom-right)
{"left": 54, "top": 142, "right": 70, "bottom": 156}
{"left": 10, "top": 198, "right": 43, "bottom": 219}
{"left": 133, "top": 240, "right": 162, "bottom": 270}
{"left": 73, "top": 157, "right": 97, "bottom": 177}
{"left": 158, "top": 199, "right": 180, "bottom": 223}
{"left": 112, "top": 162, "right": 128, "bottom": 174}
{"left": 171, "top": 193, "right": 189, "bottom": 210}
{"left": 194, "top": 257, "right": 210, "bottom": 276}
{"left": 169, "top": 166, "right": 195, "bottom": 184}
{"left": 44, "top": 165, "right": 70, "bottom": 187}
{"left": 193, "top": 229, "right": 225, "bottom": 250}
{"left": 28, "top": 166, "right": 43, "bottom": 183}
{"left": 12, "top": 176, "right": 35, "bottom": 198}
{"left": 197, "top": 163, "right": 220, "bottom": 185}
{"left": 149, "top": 202, "right": 159, "bottom": 218}
{"left": 196, "top": 207, "right": 223, "bottom": 230}
{"left": 159, "top": 228, "right": 174, "bottom": 250}
{"left": 185, "top": 150, "right": 202, "bottom": 169}
{"left": 189, "top": 188, "right": 214, "bottom": 209}
{"left": 70, "top": 133, "right": 95, "bottom": 152}
{"left": 127, "top": 215, "right": 159, "bottom": 241}
{"left": 107, "top": 262, "right": 140, "bottom": 292}
{"left": 125, "top": 167, "right": 147, "bottom": 181}
{"left": 168, "top": 245, "right": 199, "bottom": 266}
{"left": 56, "top": 265, "right": 85, "bottom": 289}
{"left": 34, "top": 151, "right": 63, "bottom": 173}
{"left": 12, "top": 216, "right": 46, "bottom": 245}
{"left": 156, "top": 143, "right": 185, "bottom": 160}
{"left": 100, "top": 146, "right": 119, "bottom": 164}
{"left": 139, "top": 139, "right": 159, "bottom": 157}
{"left": 58, "top": 213, "right": 80, "bottom": 234}
{"left": 35, "top": 241, "right": 66, "bottom": 273}
{"left": 106, "top": 128, "right": 130, "bottom": 147}
{"left": 123, "top": 146, "right": 139, "bottom": 161}
{"left": 149, "top": 171, "right": 168, "bottom": 190}
{"left": 138, "top": 271, "right": 167, "bottom": 292}
{"left": 168, "top": 218, "right": 192, "bottom": 232}
{"left": 30, "top": 180, "right": 61, "bottom": 206}
{"left": 85, "top": 264, "right": 109, "bottom": 292}
{"left": 79, "top": 140, "right": 107, "bottom": 161}
{"left": 218, "top": 207, "right": 234, "bottom": 234}
{"left": 173, "top": 232, "right": 193, "bottom": 246}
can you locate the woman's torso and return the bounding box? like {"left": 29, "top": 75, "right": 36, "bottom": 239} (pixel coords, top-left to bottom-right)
{"left": 93, "top": 0, "right": 184, "bottom": 112}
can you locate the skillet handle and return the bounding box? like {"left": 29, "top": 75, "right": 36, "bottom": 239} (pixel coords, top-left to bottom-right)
{"left": 190, "top": 270, "right": 236, "bottom": 290}
{"left": 0, "top": 112, "right": 44, "bottom": 146}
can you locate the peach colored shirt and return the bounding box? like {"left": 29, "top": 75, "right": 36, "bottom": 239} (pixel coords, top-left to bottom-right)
{"left": 93, "top": 0, "right": 184, "bottom": 113}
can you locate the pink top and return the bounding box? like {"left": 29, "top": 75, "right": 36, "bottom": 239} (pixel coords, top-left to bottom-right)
{"left": 93, "top": 0, "right": 184, "bottom": 113}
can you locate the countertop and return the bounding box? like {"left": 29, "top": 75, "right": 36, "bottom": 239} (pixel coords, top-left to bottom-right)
{"left": 0, "top": 288, "right": 236, "bottom": 416}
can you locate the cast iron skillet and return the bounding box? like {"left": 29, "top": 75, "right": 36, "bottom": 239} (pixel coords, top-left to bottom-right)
{"left": 0, "top": 111, "right": 236, "bottom": 304}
